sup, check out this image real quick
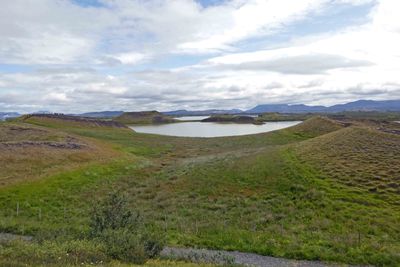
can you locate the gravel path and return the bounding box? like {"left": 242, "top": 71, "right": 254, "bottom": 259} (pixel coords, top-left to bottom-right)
{"left": 0, "top": 233, "right": 32, "bottom": 243}
{"left": 161, "top": 247, "right": 355, "bottom": 267}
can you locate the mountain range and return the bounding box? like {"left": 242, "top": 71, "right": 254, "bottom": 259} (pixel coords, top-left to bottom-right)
{"left": 170, "top": 100, "right": 400, "bottom": 115}
{"left": 1, "top": 100, "right": 399, "bottom": 119}
{"left": 246, "top": 100, "right": 400, "bottom": 114}
{"left": 163, "top": 109, "right": 242, "bottom": 116}
{"left": 0, "top": 112, "right": 20, "bottom": 121}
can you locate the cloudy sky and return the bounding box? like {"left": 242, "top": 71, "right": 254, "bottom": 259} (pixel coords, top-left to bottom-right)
{"left": 0, "top": 0, "right": 399, "bottom": 113}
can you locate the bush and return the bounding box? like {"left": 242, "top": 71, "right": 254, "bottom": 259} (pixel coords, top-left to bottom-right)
{"left": 90, "top": 192, "right": 141, "bottom": 234}
{"left": 90, "top": 192, "right": 164, "bottom": 264}
{"left": 98, "top": 228, "right": 147, "bottom": 264}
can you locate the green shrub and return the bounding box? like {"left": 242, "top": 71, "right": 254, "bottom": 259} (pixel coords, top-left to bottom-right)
{"left": 97, "top": 228, "right": 147, "bottom": 264}
{"left": 90, "top": 192, "right": 141, "bottom": 234}
{"left": 90, "top": 192, "right": 164, "bottom": 264}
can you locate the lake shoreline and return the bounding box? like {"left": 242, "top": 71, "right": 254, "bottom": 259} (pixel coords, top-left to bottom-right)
{"left": 129, "top": 121, "right": 301, "bottom": 138}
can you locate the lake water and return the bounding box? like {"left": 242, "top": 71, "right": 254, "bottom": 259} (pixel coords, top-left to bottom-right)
{"left": 174, "top": 116, "right": 209, "bottom": 121}
{"left": 130, "top": 121, "right": 301, "bottom": 137}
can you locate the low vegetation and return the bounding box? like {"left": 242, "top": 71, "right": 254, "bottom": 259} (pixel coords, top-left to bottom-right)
{"left": 0, "top": 114, "right": 399, "bottom": 266}
{"left": 0, "top": 192, "right": 164, "bottom": 266}
{"left": 328, "top": 111, "right": 400, "bottom": 121}
{"left": 90, "top": 192, "right": 163, "bottom": 264}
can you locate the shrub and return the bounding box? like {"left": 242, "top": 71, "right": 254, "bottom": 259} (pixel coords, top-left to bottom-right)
{"left": 90, "top": 192, "right": 164, "bottom": 264}
{"left": 90, "top": 192, "right": 142, "bottom": 234}
{"left": 97, "top": 228, "right": 147, "bottom": 264}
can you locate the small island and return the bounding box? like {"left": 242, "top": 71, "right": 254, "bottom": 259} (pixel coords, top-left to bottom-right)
{"left": 201, "top": 114, "right": 263, "bottom": 125}
{"left": 114, "top": 111, "right": 177, "bottom": 124}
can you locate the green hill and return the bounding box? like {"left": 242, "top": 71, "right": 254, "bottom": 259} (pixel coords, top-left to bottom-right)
{"left": 114, "top": 111, "right": 177, "bottom": 124}
{"left": 294, "top": 125, "right": 400, "bottom": 200}
{"left": 18, "top": 114, "right": 127, "bottom": 129}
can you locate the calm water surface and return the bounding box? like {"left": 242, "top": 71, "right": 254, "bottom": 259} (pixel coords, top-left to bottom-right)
{"left": 174, "top": 116, "right": 209, "bottom": 121}
{"left": 130, "top": 121, "right": 301, "bottom": 137}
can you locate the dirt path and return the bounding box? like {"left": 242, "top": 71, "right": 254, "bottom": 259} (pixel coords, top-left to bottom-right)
{"left": 161, "top": 247, "right": 362, "bottom": 267}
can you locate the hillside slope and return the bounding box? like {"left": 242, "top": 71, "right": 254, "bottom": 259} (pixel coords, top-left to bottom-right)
{"left": 293, "top": 125, "right": 400, "bottom": 201}
{"left": 0, "top": 122, "right": 119, "bottom": 187}
{"left": 19, "top": 114, "right": 127, "bottom": 128}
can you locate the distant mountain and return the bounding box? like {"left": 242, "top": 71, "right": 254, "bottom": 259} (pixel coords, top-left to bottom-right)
{"left": 0, "top": 112, "right": 20, "bottom": 121}
{"left": 326, "top": 100, "right": 400, "bottom": 112}
{"left": 163, "top": 109, "right": 243, "bottom": 116}
{"left": 78, "top": 111, "right": 124, "bottom": 118}
{"left": 246, "top": 100, "right": 400, "bottom": 114}
{"left": 246, "top": 104, "right": 325, "bottom": 114}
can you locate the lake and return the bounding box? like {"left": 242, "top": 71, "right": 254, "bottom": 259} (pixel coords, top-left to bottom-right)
{"left": 130, "top": 121, "right": 301, "bottom": 137}
{"left": 174, "top": 116, "right": 209, "bottom": 121}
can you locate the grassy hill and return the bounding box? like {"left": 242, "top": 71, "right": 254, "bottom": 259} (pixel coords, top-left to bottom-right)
{"left": 294, "top": 125, "right": 400, "bottom": 199}
{"left": 0, "top": 115, "right": 399, "bottom": 266}
{"left": 114, "top": 111, "right": 177, "bottom": 124}
{"left": 0, "top": 121, "right": 122, "bottom": 188}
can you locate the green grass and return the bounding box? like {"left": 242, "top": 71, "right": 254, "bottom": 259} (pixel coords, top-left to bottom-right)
{"left": 0, "top": 158, "right": 150, "bottom": 235}
{"left": 294, "top": 126, "right": 400, "bottom": 202}
{"left": 119, "top": 146, "right": 398, "bottom": 265}
{"left": 0, "top": 122, "right": 122, "bottom": 187}
{"left": 1, "top": 115, "right": 399, "bottom": 266}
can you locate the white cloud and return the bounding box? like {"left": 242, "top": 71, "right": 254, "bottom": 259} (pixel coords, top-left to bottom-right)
{"left": 44, "top": 92, "right": 69, "bottom": 102}
{"left": 177, "top": 0, "right": 329, "bottom": 53}
{"left": 0, "top": 0, "right": 114, "bottom": 64}
{"left": 113, "top": 52, "right": 148, "bottom": 65}
{"left": 0, "top": 0, "right": 399, "bottom": 112}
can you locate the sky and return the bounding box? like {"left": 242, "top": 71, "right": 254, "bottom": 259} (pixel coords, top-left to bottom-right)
{"left": 0, "top": 0, "right": 399, "bottom": 113}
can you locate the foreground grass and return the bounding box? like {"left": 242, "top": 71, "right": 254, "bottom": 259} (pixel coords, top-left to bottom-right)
{"left": 0, "top": 116, "right": 399, "bottom": 266}
{"left": 0, "top": 240, "right": 220, "bottom": 266}
{"left": 127, "top": 146, "right": 399, "bottom": 265}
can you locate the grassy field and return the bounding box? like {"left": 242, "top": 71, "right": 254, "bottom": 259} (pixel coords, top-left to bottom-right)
{"left": 0, "top": 115, "right": 399, "bottom": 266}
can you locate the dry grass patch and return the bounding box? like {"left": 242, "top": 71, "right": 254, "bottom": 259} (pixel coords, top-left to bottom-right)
{"left": 0, "top": 123, "right": 120, "bottom": 187}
